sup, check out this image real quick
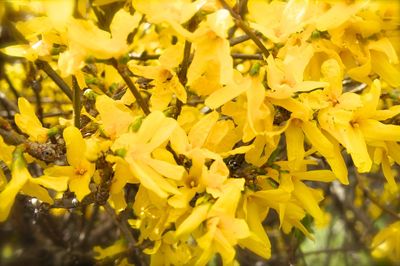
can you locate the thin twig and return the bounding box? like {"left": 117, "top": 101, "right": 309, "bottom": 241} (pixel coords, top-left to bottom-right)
{"left": 111, "top": 59, "right": 150, "bottom": 115}
{"left": 79, "top": 204, "right": 99, "bottom": 248}
{"left": 0, "top": 91, "right": 18, "bottom": 112}
{"left": 219, "top": 0, "right": 269, "bottom": 59}
{"left": 35, "top": 60, "right": 73, "bottom": 101}
{"left": 4, "top": 74, "right": 21, "bottom": 99}
{"left": 31, "top": 79, "right": 44, "bottom": 123}
{"left": 72, "top": 76, "right": 81, "bottom": 128}
{"left": 231, "top": 53, "right": 263, "bottom": 60}
{"left": 175, "top": 16, "right": 197, "bottom": 119}
{"left": 302, "top": 247, "right": 365, "bottom": 256}
{"left": 104, "top": 203, "right": 136, "bottom": 247}
{"left": 0, "top": 127, "right": 26, "bottom": 145}
{"left": 355, "top": 172, "right": 400, "bottom": 220}
{"left": 128, "top": 53, "right": 160, "bottom": 61}
{"left": 229, "top": 34, "right": 251, "bottom": 46}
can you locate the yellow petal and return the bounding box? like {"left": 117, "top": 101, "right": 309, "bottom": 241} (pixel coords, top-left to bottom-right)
{"left": 21, "top": 181, "right": 53, "bottom": 204}
{"left": 381, "top": 155, "right": 398, "bottom": 194}
{"left": 285, "top": 121, "right": 305, "bottom": 171}
{"left": 175, "top": 204, "right": 210, "bottom": 237}
{"left": 188, "top": 111, "right": 219, "bottom": 148}
{"left": 359, "top": 119, "right": 400, "bottom": 142}
{"left": 63, "top": 126, "right": 86, "bottom": 167}
{"left": 129, "top": 160, "right": 178, "bottom": 198}
{"left": 302, "top": 121, "right": 334, "bottom": 157}
{"left": 109, "top": 9, "right": 141, "bottom": 44}
{"left": 146, "top": 158, "right": 186, "bottom": 181}
{"left": 370, "top": 51, "right": 400, "bottom": 87}
{"left": 387, "top": 142, "right": 400, "bottom": 165}
{"left": 293, "top": 170, "right": 336, "bottom": 182}
{"left": 314, "top": 2, "right": 366, "bottom": 31}
{"left": 95, "top": 95, "right": 135, "bottom": 139}
{"left": 292, "top": 181, "right": 327, "bottom": 226}
{"left": 342, "top": 124, "right": 371, "bottom": 172}
{"left": 205, "top": 76, "right": 250, "bottom": 109}
{"left": 15, "top": 97, "right": 48, "bottom": 142}
{"left": 133, "top": 0, "right": 204, "bottom": 24}
{"left": 0, "top": 136, "right": 14, "bottom": 165}
{"left": 44, "top": 165, "right": 75, "bottom": 178}
{"left": 30, "top": 175, "right": 69, "bottom": 191}
{"left": 0, "top": 173, "right": 28, "bottom": 221}
{"left": 69, "top": 173, "right": 91, "bottom": 201}
{"left": 238, "top": 199, "right": 271, "bottom": 259}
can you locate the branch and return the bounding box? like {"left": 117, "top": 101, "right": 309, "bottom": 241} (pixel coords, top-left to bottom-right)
{"left": 128, "top": 53, "right": 160, "bottom": 61}
{"left": 355, "top": 172, "right": 400, "bottom": 220}
{"left": 302, "top": 247, "right": 364, "bottom": 256}
{"left": 231, "top": 53, "right": 263, "bottom": 60}
{"left": 0, "top": 127, "right": 25, "bottom": 145}
{"left": 72, "top": 76, "right": 81, "bottom": 128}
{"left": 229, "top": 34, "right": 251, "bottom": 46}
{"left": 31, "top": 79, "right": 44, "bottom": 123}
{"left": 219, "top": 0, "right": 270, "bottom": 59}
{"left": 4, "top": 73, "right": 21, "bottom": 99}
{"left": 174, "top": 16, "right": 197, "bottom": 119}
{"left": 104, "top": 203, "right": 137, "bottom": 247}
{"left": 111, "top": 59, "right": 150, "bottom": 115}
{"left": 35, "top": 60, "right": 73, "bottom": 101}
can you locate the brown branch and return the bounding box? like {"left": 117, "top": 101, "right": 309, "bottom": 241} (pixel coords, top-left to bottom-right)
{"left": 104, "top": 203, "right": 136, "bottom": 247}
{"left": 0, "top": 91, "right": 18, "bottom": 112}
{"left": 0, "top": 127, "right": 26, "bottom": 145}
{"left": 232, "top": 53, "right": 263, "bottom": 60}
{"left": 302, "top": 247, "right": 365, "bottom": 256}
{"left": 35, "top": 60, "right": 73, "bottom": 101}
{"left": 4, "top": 73, "right": 21, "bottom": 99}
{"left": 229, "top": 34, "right": 251, "bottom": 46}
{"left": 355, "top": 172, "right": 400, "bottom": 220}
{"left": 174, "top": 16, "right": 197, "bottom": 119}
{"left": 219, "top": 0, "right": 269, "bottom": 59}
{"left": 111, "top": 59, "right": 150, "bottom": 115}
{"left": 31, "top": 79, "right": 44, "bottom": 123}
{"left": 72, "top": 76, "right": 81, "bottom": 128}
{"left": 128, "top": 53, "right": 160, "bottom": 61}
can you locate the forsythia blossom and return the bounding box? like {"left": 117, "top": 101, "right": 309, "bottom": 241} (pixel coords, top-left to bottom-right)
{"left": 0, "top": 0, "right": 399, "bottom": 265}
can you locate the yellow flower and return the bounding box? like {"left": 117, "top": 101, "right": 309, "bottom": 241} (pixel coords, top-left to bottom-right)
{"left": 14, "top": 97, "right": 49, "bottom": 143}
{"left": 371, "top": 221, "right": 400, "bottom": 263}
{"left": 43, "top": 127, "right": 95, "bottom": 201}
{"left": 132, "top": 0, "right": 205, "bottom": 25}
{"left": 0, "top": 146, "right": 68, "bottom": 222}
{"left": 187, "top": 9, "right": 234, "bottom": 87}
{"left": 243, "top": 70, "right": 274, "bottom": 142}
{"left": 95, "top": 95, "right": 136, "bottom": 139}
{"left": 111, "top": 111, "right": 185, "bottom": 199}
{"left": 247, "top": 0, "right": 311, "bottom": 43}
{"left": 94, "top": 239, "right": 127, "bottom": 260}
{"left": 66, "top": 9, "right": 141, "bottom": 60}
{"left": 0, "top": 135, "right": 14, "bottom": 165}
{"left": 265, "top": 43, "right": 328, "bottom": 99}
{"left": 128, "top": 44, "right": 187, "bottom": 111}
{"left": 319, "top": 79, "right": 400, "bottom": 173}
{"left": 175, "top": 179, "right": 249, "bottom": 265}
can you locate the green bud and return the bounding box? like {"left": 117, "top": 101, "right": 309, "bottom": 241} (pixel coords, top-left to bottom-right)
{"left": 83, "top": 89, "right": 99, "bottom": 101}
{"left": 85, "top": 77, "right": 98, "bottom": 85}
{"left": 47, "top": 126, "right": 59, "bottom": 137}
{"left": 311, "top": 30, "right": 321, "bottom": 40}
{"left": 129, "top": 116, "right": 144, "bottom": 132}
{"left": 12, "top": 146, "right": 26, "bottom": 169}
{"left": 119, "top": 54, "right": 130, "bottom": 65}
{"left": 249, "top": 62, "right": 261, "bottom": 76}
{"left": 115, "top": 148, "right": 127, "bottom": 158}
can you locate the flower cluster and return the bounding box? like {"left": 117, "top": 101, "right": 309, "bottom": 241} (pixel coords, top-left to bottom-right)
{"left": 0, "top": 0, "right": 399, "bottom": 265}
